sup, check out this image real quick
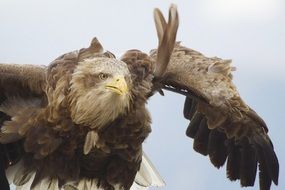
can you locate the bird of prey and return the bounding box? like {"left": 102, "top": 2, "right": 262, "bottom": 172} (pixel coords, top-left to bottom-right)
{"left": 0, "top": 4, "right": 279, "bottom": 190}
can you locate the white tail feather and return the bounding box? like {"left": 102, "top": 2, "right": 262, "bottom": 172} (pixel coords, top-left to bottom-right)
{"left": 6, "top": 160, "right": 22, "bottom": 184}
{"left": 15, "top": 173, "right": 35, "bottom": 190}
{"left": 130, "top": 182, "right": 150, "bottom": 190}
{"left": 131, "top": 151, "right": 165, "bottom": 190}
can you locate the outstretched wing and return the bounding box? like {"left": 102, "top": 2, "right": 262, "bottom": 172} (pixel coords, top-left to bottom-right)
{"left": 0, "top": 63, "right": 47, "bottom": 189}
{"left": 150, "top": 6, "right": 279, "bottom": 190}
{"left": 0, "top": 63, "right": 47, "bottom": 143}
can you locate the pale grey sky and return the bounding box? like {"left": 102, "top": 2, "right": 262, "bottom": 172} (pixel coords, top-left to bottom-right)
{"left": 0, "top": 0, "right": 284, "bottom": 190}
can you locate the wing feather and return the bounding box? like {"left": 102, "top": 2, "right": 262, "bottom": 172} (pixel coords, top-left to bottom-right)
{"left": 185, "top": 112, "right": 203, "bottom": 138}
{"left": 0, "top": 63, "right": 47, "bottom": 190}
{"left": 0, "top": 63, "right": 46, "bottom": 98}
{"left": 183, "top": 97, "right": 197, "bottom": 120}
{"left": 193, "top": 117, "right": 209, "bottom": 156}
{"left": 150, "top": 43, "right": 279, "bottom": 189}
{"left": 207, "top": 129, "right": 227, "bottom": 168}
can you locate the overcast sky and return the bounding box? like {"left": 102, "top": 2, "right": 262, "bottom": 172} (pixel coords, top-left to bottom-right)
{"left": 0, "top": 0, "right": 284, "bottom": 190}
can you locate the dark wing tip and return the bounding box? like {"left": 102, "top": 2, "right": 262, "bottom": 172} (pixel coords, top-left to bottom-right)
{"left": 192, "top": 117, "right": 209, "bottom": 156}
{"left": 254, "top": 134, "right": 279, "bottom": 186}
{"left": 183, "top": 97, "right": 197, "bottom": 120}
{"left": 185, "top": 112, "right": 203, "bottom": 138}
{"left": 183, "top": 98, "right": 279, "bottom": 189}
{"left": 207, "top": 130, "right": 227, "bottom": 168}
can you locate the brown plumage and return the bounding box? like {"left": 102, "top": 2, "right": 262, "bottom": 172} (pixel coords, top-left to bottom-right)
{"left": 0, "top": 40, "right": 152, "bottom": 189}
{"left": 0, "top": 4, "right": 279, "bottom": 190}
{"left": 0, "top": 5, "right": 178, "bottom": 190}
{"left": 149, "top": 15, "right": 279, "bottom": 189}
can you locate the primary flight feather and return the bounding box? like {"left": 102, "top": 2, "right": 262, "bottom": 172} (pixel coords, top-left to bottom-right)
{"left": 0, "top": 4, "right": 279, "bottom": 190}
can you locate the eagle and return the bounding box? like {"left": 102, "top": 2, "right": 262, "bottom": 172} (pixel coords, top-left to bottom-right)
{"left": 0, "top": 4, "right": 279, "bottom": 190}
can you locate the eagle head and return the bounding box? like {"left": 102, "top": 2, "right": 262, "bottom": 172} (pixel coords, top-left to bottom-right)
{"left": 68, "top": 57, "right": 132, "bottom": 129}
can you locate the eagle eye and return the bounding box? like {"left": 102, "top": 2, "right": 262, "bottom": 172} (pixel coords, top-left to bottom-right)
{"left": 99, "top": 73, "right": 109, "bottom": 80}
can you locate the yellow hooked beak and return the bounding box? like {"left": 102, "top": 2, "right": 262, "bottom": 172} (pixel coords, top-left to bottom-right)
{"left": 105, "top": 75, "right": 128, "bottom": 95}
